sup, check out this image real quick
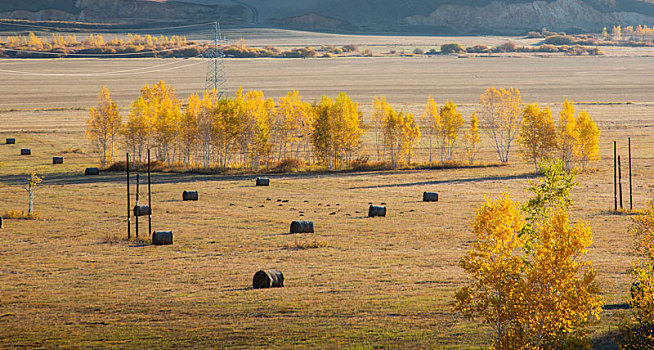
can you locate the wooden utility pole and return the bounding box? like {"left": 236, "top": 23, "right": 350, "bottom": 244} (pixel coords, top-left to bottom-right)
{"left": 614, "top": 141, "right": 617, "bottom": 211}
{"left": 618, "top": 155, "right": 623, "bottom": 210}
{"left": 148, "top": 149, "right": 152, "bottom": 238}
{"left": 127, "top": 152, "right": 131, "bottom": 240}
{"left": 629, "top": 138, "right": 633, "bottom": 211}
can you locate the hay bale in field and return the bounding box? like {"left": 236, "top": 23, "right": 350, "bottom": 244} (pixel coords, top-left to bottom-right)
{"left": 256, "top": 177, "right": 270, "bottom": 186}
{"left": 0, "top": 217, "right": 3, "bottom": 229}
{"left": 290, "top": 220, "right": 313, "bottom": 233}
{"left": 152, "top": 231, "right": 173, "bottom": 245}
{"left": 423, "top": 192, "right": 439, "bottom": 202}
{"left": 182, "top": 191, "right": 198, "bottom": 201}
{"left": 6, "top": 138, "right": 15, "bottom": 144}
{"left": 52, "top": 157, "right": 63, "bottom": 164}
{"left": 133, "top": 205, "right": 151, "bottom": 216}
{"left": 85, "top": 167, "right": 99, "bottom": 175}
{"left": 368, "top": 205, "right": 386, "bottom": 217}
{"left": 253, "top": 270, "right": 284, "bottom": 289}
{"left": 20, "top": 149, "right": 31, "bottom": 155}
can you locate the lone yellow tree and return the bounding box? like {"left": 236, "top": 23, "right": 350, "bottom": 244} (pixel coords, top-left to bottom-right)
{"left": 24, "top": 171, "right": 42, "bottom": 215}
{"left": 455, "top": 161, "right": 602, "bottom": 349}
{"left": 454, "top": 194, "right": 527, "bottom": 349}
{"left": 518, "top": 103, "right": 557, "bottom": 171}
{"left": 574, "top": 110, "right": 600, "bottom": 171}
{"left": 87, "top": 86, "right": 122, "bottom": 167}
{"left": 477, "top": 87, "right": 523, "bottom": 163}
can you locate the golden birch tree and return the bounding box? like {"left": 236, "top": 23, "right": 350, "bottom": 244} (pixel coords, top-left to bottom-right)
{"left": 558, "top": 100, "right": 577, "bottom": 172}
{"left": 421, "top": 96, "right": 439, "bottom": 163}
{"left": 400, "top": 111, "right": 421, "bottom": 165}
{"left": 518, "top": 103, "right": 557, "bottom": 171}
{"left": 179, "top": 93, "right": 200, "bottom": 170}
{"left": 477, "top": 87, "right": 523, "bottom": 163}
{"left": 372, "top": 95, "right": 392, "bottom": 161}
{"left": 456, "top": 161, "right": 602, "bottom": 349}
{"left": 87, "top": 86, "right": 122, "bottom": 167}
{"left": 438, "top": 100, "right": 464, "bottom": 161}
{"left": 574, "top": 110, "right": 600, "bottom": 171}
{"left": 464, "top": 113, "right": 481, "bottom": 165}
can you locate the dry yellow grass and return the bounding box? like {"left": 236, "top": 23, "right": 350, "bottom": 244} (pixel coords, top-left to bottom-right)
{"left": 0, "top": 52, "right": 653, "bottom": 348}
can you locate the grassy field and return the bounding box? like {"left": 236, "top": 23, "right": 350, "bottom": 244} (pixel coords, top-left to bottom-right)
{"left": 1, "top": 52, "right": 654, "bottom": 348}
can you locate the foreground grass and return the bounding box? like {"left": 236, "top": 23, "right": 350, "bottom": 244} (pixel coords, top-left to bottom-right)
{"left": 0, "top": 131, "right": 644, "bottom": 349}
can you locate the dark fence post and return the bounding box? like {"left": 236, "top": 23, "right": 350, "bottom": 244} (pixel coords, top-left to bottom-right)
{"left": 618, "top": 155, "right": 623, "bottom": 210}
{"left": 127, "top": 152, "right": 131, "bottom": 240}
{"left": 629, "top": 137, "right": 633, "bottom": 211}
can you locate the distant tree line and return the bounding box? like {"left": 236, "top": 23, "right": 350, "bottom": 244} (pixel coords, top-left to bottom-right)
{"left": 0, "top": 33, "right": 361, "bottom": 59}
{"left": 86, "top": 82, "right": 599, "bottom": 173}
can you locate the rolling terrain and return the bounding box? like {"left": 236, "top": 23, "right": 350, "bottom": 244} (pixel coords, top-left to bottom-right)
{"left": 4, "top": 0, "right": 654, "bottom": 34}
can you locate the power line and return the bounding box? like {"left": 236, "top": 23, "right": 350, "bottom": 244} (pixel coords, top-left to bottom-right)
{"left": 0, "top": 20, "right": 216, "bottom": 33}
{"left": 0, "top": 57, "right": 204, "bottom": 76}
{"left": 0, "top": 44, "right": 205, "bottom": 57}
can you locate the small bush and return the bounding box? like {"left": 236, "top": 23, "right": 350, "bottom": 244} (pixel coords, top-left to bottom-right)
{"left": 272, "top": 158, "right": 305, "bottom": 173}
{"left": 413, "top": 48, "right": 424, "bottom": 55}
{"left": 495, "top": 41, "right": 517, "bottom": 53}
{"left": 3, "top": 210, "right": 40, "bottom": 220}
{"left": 104, "top": 232, "right": 122, "bottom": 244}
{"left": 467, "top": 44, "right": 490, "bottom": 53}
{"left": 342, "top": 44, "right": 358, "bottom": 52}
{"left": 440, "top": 43, "right": 465, "bottom": 54}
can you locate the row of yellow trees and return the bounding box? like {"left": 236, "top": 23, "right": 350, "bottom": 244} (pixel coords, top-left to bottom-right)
{"left": 86, "top": 83, "right": 599, "bottom": 171}
{"left": 86, "top": 82, "right": 363, "bottom": 170}
{"left": 3, "top": 32, "right": 188, "bottom": 51}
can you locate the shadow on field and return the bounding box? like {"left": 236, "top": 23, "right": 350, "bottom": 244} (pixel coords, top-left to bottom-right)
{"left": 0, "top": 168, "right": 520, "bottom": 187}
{"left": 348, "top": 172, "right": 539, "bottom": 190}
{"left": 592, "top": 329, "right": 622, "bottom": 350}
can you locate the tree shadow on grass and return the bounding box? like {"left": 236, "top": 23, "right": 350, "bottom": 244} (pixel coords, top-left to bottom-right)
{"left": 592, "top": 329, "right": 622, "bottom": 350}
{"left": 348, "top": 172, "right": 539, "bottom": 190}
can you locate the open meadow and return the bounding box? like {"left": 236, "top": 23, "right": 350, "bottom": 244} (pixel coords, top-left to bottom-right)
{"left": 1, "top": 49, "right": 654, "bottom": 348}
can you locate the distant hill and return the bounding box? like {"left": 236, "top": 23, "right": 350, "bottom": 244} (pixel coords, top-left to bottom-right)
{"left": 3, "top": 0, "right": 654, "bottom": 34}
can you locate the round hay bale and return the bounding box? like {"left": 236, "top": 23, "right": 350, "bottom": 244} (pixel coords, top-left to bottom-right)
{"left": 182, "top": 191, "right": 198, "bottom": 201}
{"left": 368, "top": 205, "right": 386, "bottom": 217}
{"left": 133, "top": 205, "right": 151, "bottom": 217}
{"left": 256, "top": 177, "right": 270, "bottom": 186}
{"left": 52, "top": 157, "right": 64, "bottom": 164}
{"left": 84, "top": 167, "right": 100, "bottom": 175}
{"left": 6, "top": 138, "right": 15, "bottom": 144}
{"left": 290, "top": 220, "right": 314, "bottom": 233}
{"left": 152, "top": 231, "right": 173, "bottom": 245}
{"left": 253, "top": 270, "right": 284, "bottom": 289}
{"left": 423, "top": 192, "right": 439, "bottom": 202}
{"left": 20, "top": 149, "right": 31, "bottom": 155}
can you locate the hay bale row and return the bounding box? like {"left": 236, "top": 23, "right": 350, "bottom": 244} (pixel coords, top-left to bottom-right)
{"left": 256, "top": 177, "right": 269, "bottom": 186}
{"left": 183, "top": 191, "right": 198, "bottom": 201}
{"left": 368, "top": 205, "right": 386, "bottom": 217}
{"left": 6, "top": 138, "right": 15, "bottom": 144}
{"left": 253, "top": 269, "right": 284, "bottom": 289}
{"left": 152, "top": 231, "right": 173, "bottom": 245}
{"left": 290, "top": 220, "right": 313, "bottom": 233}
{"left": 52, "top": 157, "right": 63, "bottom": 164}
{"left": 20, "top": 148, "right": 30, "bottom": 155}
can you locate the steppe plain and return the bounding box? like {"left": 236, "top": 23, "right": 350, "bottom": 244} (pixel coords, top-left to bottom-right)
{"left": 1, "top": 30, "right": 654, "bottom": 348}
